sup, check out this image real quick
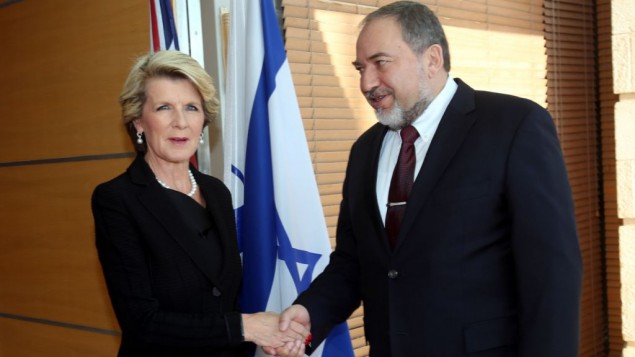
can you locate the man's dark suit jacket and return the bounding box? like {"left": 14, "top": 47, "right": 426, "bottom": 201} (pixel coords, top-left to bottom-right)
{"left": 296, "top": 79, "right": 583, "bottom": 356}
{"left": 92, "top": 155, "right": 247, "bottom": 357}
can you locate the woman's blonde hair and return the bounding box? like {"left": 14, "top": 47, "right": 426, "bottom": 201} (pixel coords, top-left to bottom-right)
{"left": 119, "top": 51, "right": 219, "bottom": 150}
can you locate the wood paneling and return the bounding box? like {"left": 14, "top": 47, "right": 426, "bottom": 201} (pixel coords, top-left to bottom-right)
{"left": 0, "top": 1, "right": 146, "bottom": 353}
{"left": 0, "top": 0, "right": 147, "bottom": 163}
{"left": 0, "top": 158, "right": 131, "bottom": 330}
{"left": 0, "top": 1, "right": 146, "bottom": 355}
{"left": 0, "top": 317, "right": 120, "bottom": 357}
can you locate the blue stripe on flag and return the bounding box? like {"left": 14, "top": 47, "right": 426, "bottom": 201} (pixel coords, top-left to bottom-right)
{"left": 239, "top": 70, "right": 277, "bottom": 313}
{"left": 259, "top": 0, "right": 285, "bottom": 82}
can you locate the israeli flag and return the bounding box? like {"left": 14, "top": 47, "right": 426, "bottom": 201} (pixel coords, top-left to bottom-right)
{"left": 223, "top": 0, "right": 354, "bottom": 356}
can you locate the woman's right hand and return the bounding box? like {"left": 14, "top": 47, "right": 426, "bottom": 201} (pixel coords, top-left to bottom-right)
{"left": 242, "top": 312, "right": 308, "bottom": 349}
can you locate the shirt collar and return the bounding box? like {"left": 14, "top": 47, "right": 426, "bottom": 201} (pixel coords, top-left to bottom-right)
{"left": 410, "top": 74, "right": 458, "bottom": 139}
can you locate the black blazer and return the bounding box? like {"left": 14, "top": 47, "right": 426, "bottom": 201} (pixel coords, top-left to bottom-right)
{"left": 92, "top": 155, "right": 247, "bottom": 357}
{"left": 296, "top": 79, "right": 583, "bottom": 356}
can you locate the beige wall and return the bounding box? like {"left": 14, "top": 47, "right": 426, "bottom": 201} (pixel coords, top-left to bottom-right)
{"left": 615, "top": 0, "right": 635, "bottom": 355}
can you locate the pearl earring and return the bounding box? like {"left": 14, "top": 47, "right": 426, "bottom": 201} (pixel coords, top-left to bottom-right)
{"left": 199, "top": 133, "right": 204, "bottom": 145}
{"left": 136, "top": 132, "right": 143, "bottom": 144}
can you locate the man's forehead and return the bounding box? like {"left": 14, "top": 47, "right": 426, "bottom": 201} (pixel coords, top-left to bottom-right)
{"left": 355, "top": 20, "right": 407, "bottom": 62}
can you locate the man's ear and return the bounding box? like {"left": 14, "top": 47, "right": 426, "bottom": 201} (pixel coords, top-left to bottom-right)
{"left": 424, "top": 44, "right": 445, "bottom": 77}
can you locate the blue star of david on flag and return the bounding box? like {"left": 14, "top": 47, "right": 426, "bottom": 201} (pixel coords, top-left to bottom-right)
{"left": 232, "top": 167, "right": 322, "bottom": 296}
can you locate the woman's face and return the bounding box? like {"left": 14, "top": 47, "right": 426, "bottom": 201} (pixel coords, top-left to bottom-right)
{"left": 133, "top": 77, "right": 204, "bottom": 166}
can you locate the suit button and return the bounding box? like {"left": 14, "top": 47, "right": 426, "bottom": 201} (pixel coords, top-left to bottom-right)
{"left": 387, "top": 270, "right": 399, "bottom": 279}
{"left": 212, "top": 287, "right": 222, "bottom": 297}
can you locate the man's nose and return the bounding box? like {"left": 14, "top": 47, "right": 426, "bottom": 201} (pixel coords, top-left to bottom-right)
{"left": 360, "top": 67, "right": 379, "bottom": 94}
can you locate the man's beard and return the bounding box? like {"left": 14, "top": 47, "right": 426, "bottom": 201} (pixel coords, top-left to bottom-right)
{"left": 374, "top": 84, "right": 432, "bottom": 130}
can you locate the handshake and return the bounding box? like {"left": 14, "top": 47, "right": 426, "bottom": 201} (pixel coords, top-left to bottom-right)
{"left": 243, "top": 305, "right": 311, "bottom": 357}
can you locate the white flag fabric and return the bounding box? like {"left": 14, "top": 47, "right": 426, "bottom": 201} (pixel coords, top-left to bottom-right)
{"left": 223, "top": 0, "right": 354, "bottom": 356}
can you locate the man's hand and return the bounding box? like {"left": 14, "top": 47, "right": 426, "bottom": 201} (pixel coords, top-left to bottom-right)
{"left": 279, "top": 304, "right": 311, "bottom": 333}
{"left": 261, "top": 305, "right": 311, "bottom": 356}
{"left": 242, "top": 311, "right": 308, "bottom": 349}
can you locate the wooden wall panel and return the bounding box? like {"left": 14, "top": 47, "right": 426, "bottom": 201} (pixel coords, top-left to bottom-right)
{"left": 0, "top": 318, "right": 120, "bottom": 357}
{"left": 0, "top": 2, "right": 147, "bottom": 354}
{"left": 0, "top": 3, "right": 147, "bottom": 352}
{"left": 0, "top": 0, "right": 147, "bottom": 163}
{"left": 0, "top": 158, "right": 132, "bottom": 330}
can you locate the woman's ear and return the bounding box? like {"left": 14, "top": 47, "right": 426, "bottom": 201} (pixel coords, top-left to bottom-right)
{"left": 132, "top": 119, "right": 143, "bottom": 133}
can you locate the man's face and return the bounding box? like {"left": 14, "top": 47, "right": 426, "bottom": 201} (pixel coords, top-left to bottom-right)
{"left": 353, "top": 17, "right": 433, "bottom": 129}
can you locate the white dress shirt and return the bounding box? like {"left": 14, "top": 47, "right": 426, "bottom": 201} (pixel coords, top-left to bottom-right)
{"left": 376, "top": 76, "right": 458, "bottom": 224}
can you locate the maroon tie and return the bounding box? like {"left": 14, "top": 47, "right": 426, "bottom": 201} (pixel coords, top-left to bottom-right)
{"left": 385, "top": 125, "right": 419, "bottom": 249}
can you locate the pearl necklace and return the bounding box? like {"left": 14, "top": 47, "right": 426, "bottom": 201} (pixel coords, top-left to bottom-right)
{"left": 156, "top": 170, "right": 198, "bottom": 197}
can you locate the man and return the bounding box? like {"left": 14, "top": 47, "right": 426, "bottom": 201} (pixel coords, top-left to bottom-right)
{"left": 272, "top": 1, "right": 582, "bottom": 356}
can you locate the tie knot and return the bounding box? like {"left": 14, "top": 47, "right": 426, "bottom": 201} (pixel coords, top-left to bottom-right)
{"left": 400, "top": 125, "right": 419, "bottom": 144}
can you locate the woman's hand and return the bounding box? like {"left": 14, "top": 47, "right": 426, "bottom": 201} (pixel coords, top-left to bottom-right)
{"left": 263, "top": 340, "right": 306, "bottom": 357}
{"left": 260, "top": 305, "right": 311, "bottom": 357}
{"left": 242, "top": 312, "right": 308, "bottom": 349}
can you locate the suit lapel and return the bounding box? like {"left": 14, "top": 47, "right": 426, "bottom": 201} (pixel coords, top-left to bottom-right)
{"left": 396, "top": 79, "right": 477, "bottom": 250}
{"left": 129, "top": 157, "right": 222, "bottom": 287}
{"left": 196, "top": 172, "right": 242, "bottom": 294}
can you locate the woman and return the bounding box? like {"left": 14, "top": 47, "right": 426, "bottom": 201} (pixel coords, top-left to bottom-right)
{"left": 92, "top": 51, "right": 306, "bottom": 357}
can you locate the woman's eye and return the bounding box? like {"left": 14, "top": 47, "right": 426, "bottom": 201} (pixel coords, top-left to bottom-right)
{"left": 186, "top": 105, "right": 199, "bottom": 111}
{"left": 157, "top": 105, "right": 169, "bottom": 111}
